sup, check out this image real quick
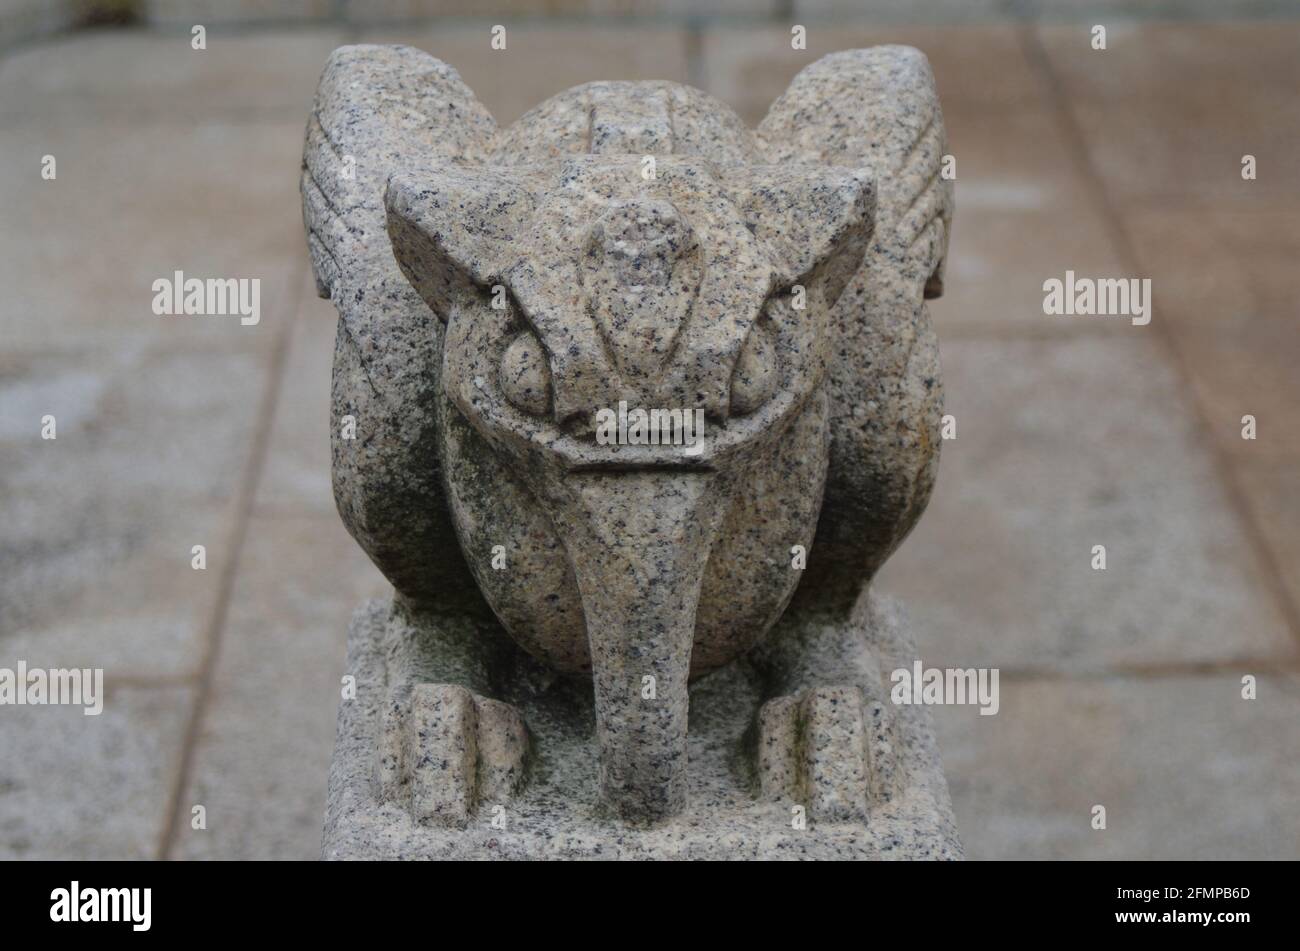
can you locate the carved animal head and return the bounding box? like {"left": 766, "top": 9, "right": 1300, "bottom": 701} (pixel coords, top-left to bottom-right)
{"left": 387, "top": 157, "right": 871, "bottom": 459}
{"left": 385, "top": 155, "right": 872, "bottom": 819}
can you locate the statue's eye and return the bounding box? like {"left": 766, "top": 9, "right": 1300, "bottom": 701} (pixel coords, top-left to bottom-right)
{"left": 500, "top": 331, "right": 552, "bottom": 417}
{"left": 729, "top": 325, "right": 778, "bottom": 416}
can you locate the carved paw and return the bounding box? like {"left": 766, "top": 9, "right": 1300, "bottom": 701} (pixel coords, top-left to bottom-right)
{"left": 377, "top": 683, "right": 529, "bottom": 828}
{"left": 757, "top": 685, "right": 897, "bottom": 822}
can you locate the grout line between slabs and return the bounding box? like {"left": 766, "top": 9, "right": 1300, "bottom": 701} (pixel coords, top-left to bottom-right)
{"left": 991, "top": 655, "right": 1300, "bottom": 683}
{"left": 154, "top": 19, "right": 359, "bottom": 863}
{"left": 155, "top": 263, "right": 307, "bottom": 861}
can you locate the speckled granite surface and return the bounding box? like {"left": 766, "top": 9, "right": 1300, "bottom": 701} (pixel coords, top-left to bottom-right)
{"left": 304, "top": 43, "right": 959, "bottom": 856}
{"left": 324, "top": 593, "right": 961, "bottom": 859}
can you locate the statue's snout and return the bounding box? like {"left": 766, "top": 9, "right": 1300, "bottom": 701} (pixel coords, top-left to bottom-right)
{"left": 550, "top": 468, "right": 730, "bottom": 822}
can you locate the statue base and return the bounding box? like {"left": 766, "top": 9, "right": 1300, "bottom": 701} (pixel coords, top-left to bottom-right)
{"left": 322, "top": 593, "right": 962, "bottom": 860}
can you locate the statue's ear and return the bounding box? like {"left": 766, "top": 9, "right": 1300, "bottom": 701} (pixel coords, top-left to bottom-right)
{"left": 385, "top": 166, "right": 537, "bottom": 321}
{"left": 722, "top": 165, "right": 874, "bottom": 307}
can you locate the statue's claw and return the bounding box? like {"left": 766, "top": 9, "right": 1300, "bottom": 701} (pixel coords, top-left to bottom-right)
{"left": 377, "top": 683, "right": 529, "bottom": 828}
{"left": 757, "top": 684, "right": 897, "bottom": 822}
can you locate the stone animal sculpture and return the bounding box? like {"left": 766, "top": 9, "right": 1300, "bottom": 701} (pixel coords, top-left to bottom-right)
{"left": 304, "top": 44, "right": 956, "bottom": 854}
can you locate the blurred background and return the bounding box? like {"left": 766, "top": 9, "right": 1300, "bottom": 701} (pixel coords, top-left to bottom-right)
{"left": 1, "top": 0, "right": 1297, "bottom": 860}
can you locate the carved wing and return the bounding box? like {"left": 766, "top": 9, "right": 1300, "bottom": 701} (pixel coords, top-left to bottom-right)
{"left": 301, "top": 45, "right": 496, "bottom": 607}
{"left": 758, "top": 47, "right": 953, "bottom": 610}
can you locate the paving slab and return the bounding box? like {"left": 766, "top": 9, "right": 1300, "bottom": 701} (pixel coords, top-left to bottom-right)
{"left": 146, "top": 0, "right": 336, "bottom": 26}
{"left": 1233, "top": 459, "right": 1300, "bottom": 622}
{"left": 1022, "top": 0, "right": 1293, "bottom": 17}
{"left": 0, "top": 0, "right": 71, "bottom": 52}
{"left": 0, "top": 118, "right": 309, "bottom": 356}
{"left": 1169, "top": 315, "right": 1300, "bottom": 466}
{"left": 0, "top": 684, "right": 193, "bottom": 859}
{"left": 0, "top": 345, "right": 271, "bottom": 680}
{"left": 0, "top": 27, "right": 347, "bottom": 122}
{"left": 876, "top": 334, "right": 1297, "bottom": 673}
{"left": 344, "top": 0, "right": 779, "bottom": 18}
{"left": 1036, "top": 22, "right": 1300, "bottom": 209}
{"left": 790, "top": 1, "right": 1006, "bottom": 24}
{"left": 934, "top": 671, "right": 1300, "bottom": 859}
{"left": 171, "top": 513, "right": 388, "bottom": 860}
{"left": 1122, "top": 207, "right": 1300, "bottom": 461}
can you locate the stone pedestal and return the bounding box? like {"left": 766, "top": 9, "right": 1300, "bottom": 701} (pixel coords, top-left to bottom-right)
{"left": 323, "top": 593, "right": 961, "bottom": 860}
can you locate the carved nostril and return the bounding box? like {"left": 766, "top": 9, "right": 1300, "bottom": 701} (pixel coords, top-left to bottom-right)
{"left": 729, "top": 326, "right": 778, "bottom": 416}
{"left": 500, "top": 332, "right": 552, "bottom": 417}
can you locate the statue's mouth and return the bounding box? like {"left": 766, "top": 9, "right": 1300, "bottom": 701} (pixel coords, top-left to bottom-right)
{"left": 566, "top": 459, "right": 713, "bottom": 474}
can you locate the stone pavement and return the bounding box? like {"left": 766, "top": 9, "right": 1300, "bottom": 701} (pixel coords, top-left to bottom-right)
{"left": 1, "top": 12, "right": 1297, "bottom": 859}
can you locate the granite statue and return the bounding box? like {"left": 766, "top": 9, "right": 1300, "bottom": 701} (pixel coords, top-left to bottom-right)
{"left": 303, "top": 43, "right": 960, "bottom": 858}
